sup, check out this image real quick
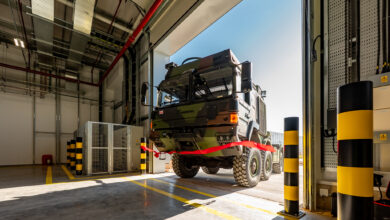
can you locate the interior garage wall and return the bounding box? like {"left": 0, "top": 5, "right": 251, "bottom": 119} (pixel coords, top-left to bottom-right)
{"left": 0, "top": 92, "right": 99, "bottom": 165}
{"left": 325, "top": 0, "right": 379, "bottom": 171}
{"left": 0, "top": 43, "right": 101, "bottom": 165}
{"left": 0, "top": 93, "right": 33, "bottom": 165}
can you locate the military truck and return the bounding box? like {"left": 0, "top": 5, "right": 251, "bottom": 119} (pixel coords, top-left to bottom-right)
{"left": 143, "top": 49, "right": 283, "bottom": 187}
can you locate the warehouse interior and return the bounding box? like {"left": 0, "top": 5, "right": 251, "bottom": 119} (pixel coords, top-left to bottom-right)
{"left": 0, "top": 0, "right": 389, "bottom": 219}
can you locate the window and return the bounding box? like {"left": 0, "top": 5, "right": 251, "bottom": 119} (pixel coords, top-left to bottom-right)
{"left": 193, "top": 66, "right": 233, "bottom": 100}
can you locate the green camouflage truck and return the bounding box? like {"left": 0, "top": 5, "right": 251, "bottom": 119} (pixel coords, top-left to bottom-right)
{"left": 144, "top": 49, "right": 283, "bottom": 187}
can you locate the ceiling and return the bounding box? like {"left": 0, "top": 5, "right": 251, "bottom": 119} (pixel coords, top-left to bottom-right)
{"left": 0, "top": 0, "right": 154, "bottom": 73}
{"left": 0, "top": 0, "right": 242, "bottom": 81}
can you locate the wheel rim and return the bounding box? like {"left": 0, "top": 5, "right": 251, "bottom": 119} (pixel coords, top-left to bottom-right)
{"left": 266, "top": 155, "right": 271, "bottom": 172}
{"left": 250, "top": 157, "right": 259, "bottom": 176}
{"left": 280, "top": 155, "right": 283, "bottom": 171}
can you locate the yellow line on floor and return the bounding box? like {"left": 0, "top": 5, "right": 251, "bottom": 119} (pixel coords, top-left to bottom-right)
{"left": 61, "top": 165, "right": 75, "bottom": 180}
{"left": 60, "top": 165, "right": 135, "bottom": 181}
{"left": 45, "top": 166, "right": 52, "bottom": 184}
{"left": 150, "top": 178, "right": 277, "bottom": 216}
{"left": 122, "top": 177, "right": 240, "bottom": 220}
{"left": 73, "top": 173, "right": 133, "bottom": 180}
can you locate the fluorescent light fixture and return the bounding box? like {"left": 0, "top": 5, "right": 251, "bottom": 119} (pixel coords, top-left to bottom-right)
{"left": 65, "top": 74, "right": 78, "bottom": 80}
{"left": 73, "top": 0, "right": 95, "bottom": 34}
{"left": 14, "top": 38, "right": 19, "bottom": 47}
{"left": 20, "top": 40, "right": 25, "bottom": 48}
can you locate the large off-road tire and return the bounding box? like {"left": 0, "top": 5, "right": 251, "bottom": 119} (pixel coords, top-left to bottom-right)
{"left": 172, "top": 154, "right": 199, "bottom": 178}
{"left": 201, "top": 166, "right": 219, "bottom": 174}
{"left": 272, "top": 152, "right": 283, "bottom": 174}
{"left": 260, "top": 151, "right": 273, "bottom": 180}
{"left": 233, "top": 148, "right": 262, "bottom": 187}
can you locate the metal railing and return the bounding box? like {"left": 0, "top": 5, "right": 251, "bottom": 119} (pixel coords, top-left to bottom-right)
{"left": 75, "top": 121, "right": 143, "bottom": 175}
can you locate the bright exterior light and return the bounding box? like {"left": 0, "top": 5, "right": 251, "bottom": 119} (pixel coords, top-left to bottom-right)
{"left": 20, "top": 40, "right": 25, "bottom": 48}
{"left": 13, "top": 38, "right": 19, "bottom": 47}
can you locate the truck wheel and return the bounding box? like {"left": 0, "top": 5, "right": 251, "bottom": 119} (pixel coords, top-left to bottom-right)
{"left": 272, "top": 153, "right": 283, "bottom": 174}
{"left": 172, "top": 154, "right": 199, "bottom": 178}
{"left": 233, "top": 148, "right": 262, "bottom": 187}
{"left": 201, "top": 166, "right": 219, "bottom": 174}
{"left": 260, "top": 151, "right": 272, "bottom": 180}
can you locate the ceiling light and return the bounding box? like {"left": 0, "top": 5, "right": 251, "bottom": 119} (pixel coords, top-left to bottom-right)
{"left": 13, "top": 38, "right": 19, "bottom": 47}
{"left": 65, "top": 74, "right": 78, "bottom": 80}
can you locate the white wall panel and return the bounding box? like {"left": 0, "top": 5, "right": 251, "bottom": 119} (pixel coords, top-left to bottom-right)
{"left": 35, "top": 95, "right": 55, "bottom": 132}
{"left": 60, "top": 134, "right": 73, "bottom": 163}
{"left": 61, "top": 97, "right": 78, "bottom": 133}
{"left": 34, "top": 95, "right": 55, "bottom": 164}
{"left": 0, "top": 93, "right": 33, "bottom": 165}
{"left": 35, "top": 133, "right": 55, "bottom": 164}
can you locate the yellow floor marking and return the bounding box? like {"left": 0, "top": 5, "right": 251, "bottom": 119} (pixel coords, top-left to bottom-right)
{"left": 122, "top": 177, "right": 240, "bottom": 220}
{"left": 61, "top": 165, "right": 75, "bottom": 180}
{"left": 61, "top": 165, "right": 136, "bottom": 181}
{"left": 73, "top": 173, "right": 133, "bottom": 180}
{"left": 150, "top": 178, "right": 277, "bottom": 216}
{"left": 45, "top": 166, "right": 52, "bottom": 184}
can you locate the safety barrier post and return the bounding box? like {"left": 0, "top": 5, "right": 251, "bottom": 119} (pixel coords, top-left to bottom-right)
{"left": 278, "top": 117, "right": 304, "bottom": 218}
{"left": 76, "top": 137, "right": 83, "bottom": 175}
{"left": 140, "top": 137, "right": 147, "bottom": 174}
{"left": 66, "top": 141, "right": 71, "bottom": 167}
{"left": 70, "top": 140, "right": 76, "bottom": 171}
{"left": 337, "top": 81, "right": 373, "bottom": 219}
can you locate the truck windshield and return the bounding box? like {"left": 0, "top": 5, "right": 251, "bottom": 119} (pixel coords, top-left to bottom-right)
{"left": 193, "top": 66, "right": 233, "bottom": 100}
{"left": 157, "top": 66, "right": 234, "bottom": 107}
{"left": 158, "top": 73, "right": 189, "bottom": 107}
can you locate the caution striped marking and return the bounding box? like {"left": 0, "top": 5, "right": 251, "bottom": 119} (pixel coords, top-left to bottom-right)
{"left": 150, "top": 178, "right": 277, "bottom": 216}
{"left": 122, "top": 177, "right": 240, "bottom": 220}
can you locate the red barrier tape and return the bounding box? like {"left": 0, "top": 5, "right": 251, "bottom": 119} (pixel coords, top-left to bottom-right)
{"left": 141, "top": 141, "right": 275, "bottom": 158}
{"left": 374, "top": 201, "right": 390, "bottom": 208}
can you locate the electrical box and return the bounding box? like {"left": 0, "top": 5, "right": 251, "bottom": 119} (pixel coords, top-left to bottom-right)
{"left": 327, "top": 108, "right": 337, "bottom": 130}
{"left": 369, "top": 74, "right": 390, "bottom": 185}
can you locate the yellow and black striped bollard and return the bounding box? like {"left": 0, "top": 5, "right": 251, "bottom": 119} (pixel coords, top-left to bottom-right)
{"left": 278, "top": 117, "right": 304, "bottom": 218}
{"left": 337, "top": 81, "right": 373, "bottom": 219}
{"left": 75, "top": 137, "right": 83, "bottom": 175}
{"left": 66, "top": 141, "right": 71, "bottom": 167}
{"left": 140, "top": 137, "right": 147, "bottom": 174}
{"left": 70, "top": 140, "right": 76, "bottom": 171}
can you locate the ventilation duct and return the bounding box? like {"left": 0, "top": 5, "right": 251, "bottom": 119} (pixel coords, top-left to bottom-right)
{"left": 66, "top": 0, "right": 95, "bottom": 70}
{"left": 73, "top": 0, "right": 95, "bottom": 35}
{"left": 31, "top": 0, "right": 54, "bottom": 67}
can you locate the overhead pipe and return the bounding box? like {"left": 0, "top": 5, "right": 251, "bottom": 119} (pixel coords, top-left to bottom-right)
{"left": 0, "top": 62, "right": 99, "bottom": 87}
{"left": 98, "top": 0, "right": 164, "bottom": 86}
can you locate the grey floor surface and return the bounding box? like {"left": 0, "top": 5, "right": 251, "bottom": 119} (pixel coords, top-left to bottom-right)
{"left": 0, "top": 165, "right": 333, "bottom": 220}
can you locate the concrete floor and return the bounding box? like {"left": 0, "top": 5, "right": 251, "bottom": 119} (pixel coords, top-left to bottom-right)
{"left": 0, "top": 165, "right": 334, "bottom": 220}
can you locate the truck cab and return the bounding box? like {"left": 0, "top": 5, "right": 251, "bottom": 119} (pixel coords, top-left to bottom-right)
{"left": 143, "top": 49, "right": 279, "bottom": 187}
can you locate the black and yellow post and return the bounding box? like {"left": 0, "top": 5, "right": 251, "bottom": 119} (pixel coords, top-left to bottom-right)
{"left": 337, "top": 81, "right": 373, "bottom": 219}
{"left": 70, "top": 140, "right": 76, "bottom": 171}
{"left": 66, "top": 141, "right": 71, "bottom": 167}
{"left": 278, "top": 117, "right": 304, "bottom": 218}
{"left": 140, "top": 137, "right": 147, "bottom": 174}
{"left": 75, "top": 137, "right": 83, "bottom": 175}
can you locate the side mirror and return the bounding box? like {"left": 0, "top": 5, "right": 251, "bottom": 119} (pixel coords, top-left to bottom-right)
{"left": 241, "top": 61, "right": 252, "bottom": 93}
{"left": 141, "top": 82, "right": 149, "bottom": 106}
